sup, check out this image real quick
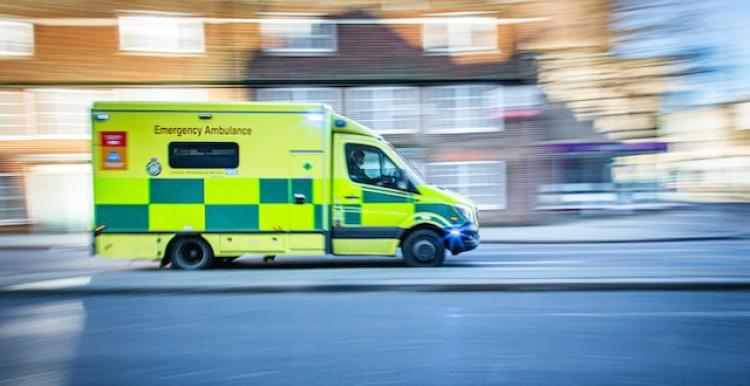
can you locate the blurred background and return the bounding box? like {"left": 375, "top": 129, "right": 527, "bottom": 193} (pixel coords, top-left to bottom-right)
{"left": 0, "top": 0, "right": 749, "bottom": 232}
{"left": 3, "top": 2, "right": 750, "bottom": 385}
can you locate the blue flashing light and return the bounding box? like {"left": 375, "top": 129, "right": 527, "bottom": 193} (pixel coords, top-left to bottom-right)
{"left": 334, "top": 118, "right": 347, "bottom": 128}
{"left": 443, "top": 226, "right": 468, "bottom": 251}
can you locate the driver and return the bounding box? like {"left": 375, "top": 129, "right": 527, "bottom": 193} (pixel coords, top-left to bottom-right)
{"left": 347, "top": 149, "right": 371, "bottom": 183}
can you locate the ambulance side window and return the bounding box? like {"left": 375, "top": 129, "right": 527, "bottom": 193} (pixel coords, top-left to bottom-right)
{"left": 169, "top": 142, "right": 239, "bottom": 169}
{"left": 345, "top": 143, "right": 409, "bottom": 191}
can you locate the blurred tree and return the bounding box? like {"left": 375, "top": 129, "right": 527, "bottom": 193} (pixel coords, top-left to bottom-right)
{"left": 611, "top": 0, "right": 750, "bottom": 109}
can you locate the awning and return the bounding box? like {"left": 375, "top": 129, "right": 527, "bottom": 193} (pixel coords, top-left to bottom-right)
{"left": 537, "top": 142, "right": 668, "bottom": 155}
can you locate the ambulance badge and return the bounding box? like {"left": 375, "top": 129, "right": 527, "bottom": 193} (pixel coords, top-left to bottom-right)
{"left": 146, "top": 157, "right": 162, "bottom": 176}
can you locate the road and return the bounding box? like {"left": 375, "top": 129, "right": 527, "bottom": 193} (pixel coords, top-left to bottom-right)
{"left": 2, "top": 241, "right": 750, "bottom": 291}
{"left": 1, "top": 241, "right": 750, "bottom": 385}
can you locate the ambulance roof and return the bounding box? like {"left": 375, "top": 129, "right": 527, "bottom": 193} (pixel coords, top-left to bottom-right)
{"left": 92, "top": 101, "right": 329, "bottom": 113}
{"left": 92, "top": 101, "right": 381, "bottom": 139}
{"left": 93, "top": 101, "right": 382, "bottom": 138}
{"left": 332, "top": 114, "right": 380, "bottom": 139}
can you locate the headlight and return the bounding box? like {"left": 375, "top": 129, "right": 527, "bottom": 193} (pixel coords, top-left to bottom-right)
{"left": 454, "top": 204, "right": 473, "bottom": 223}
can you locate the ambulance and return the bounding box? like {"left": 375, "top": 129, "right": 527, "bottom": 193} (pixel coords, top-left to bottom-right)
{"left": 91, "top": 101, "right": 479, "bottom": 269}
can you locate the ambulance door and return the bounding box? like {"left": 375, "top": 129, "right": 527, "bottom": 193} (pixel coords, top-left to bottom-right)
{"left": 288, "top": 151, "right": 326, "bottom": 251}
{"left": 331, "top": 135, "right": 416, "bottom": 255}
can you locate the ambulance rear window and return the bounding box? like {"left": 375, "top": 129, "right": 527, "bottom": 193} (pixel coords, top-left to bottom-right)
{"left": 168, "top": 142, "right": 239, "bottom": 169}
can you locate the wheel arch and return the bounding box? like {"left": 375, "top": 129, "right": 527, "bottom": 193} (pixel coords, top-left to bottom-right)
{"left": 160, "top": 232, "right": 216, "bottom": 267}
{"left": 399, "top": 223, "right": 445, "bottom": 247}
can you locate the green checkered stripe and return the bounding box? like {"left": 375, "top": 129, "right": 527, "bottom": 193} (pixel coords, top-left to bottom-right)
{"left": 334, "top": 189, "right": 463, "bottom": 227}
{"left": 95, "top": 178, "right": 324, "bottom": 232}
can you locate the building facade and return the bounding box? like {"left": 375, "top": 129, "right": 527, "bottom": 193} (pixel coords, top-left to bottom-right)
{"left": 0, "top": 0, "right": 567, "bottom": 230}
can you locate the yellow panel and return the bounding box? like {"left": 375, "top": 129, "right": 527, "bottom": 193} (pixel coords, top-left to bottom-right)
{"left": 204, "top": 178, "right": 259, "bottom": 204}
{"left": 290, "top": 153, "right": 324, "bottom": 177}
{"left": 313, "top": 179, "right": 325, "bottom": 205}
{"left": 96, "top": 233, "right": 170, "bottom": 259}
{"left": 289, "top": 152, "right": 326, "bottom": 206}
{"left": 149, "top": 204, "right": 205, "bottom": 231}
{"left": 289, "top": 234, "right": 325, "bottom": 251}
{"left": 259, "top": 204, "right": 290, "bottom": 230}
{"left": 361, "top": 203, "right": 414, "bottom": 227}
{"left": 201, "top": 234, "right": 223, "bottom": 257}
{"left": 93, "top": 111, "right": 325, "bottom": 180}
{"left": 95, "top": 178, "right": 149, "bottom": 204}
{"left": 220, "top": 234, "right": 286, "bottom": 253}
{"left": 289, "top": 205, "right": 314, "bottom": 230}
{"left": 332, "top": 239, "right": 399, "bottom": 256}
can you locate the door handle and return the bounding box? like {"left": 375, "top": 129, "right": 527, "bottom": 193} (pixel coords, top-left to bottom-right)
{"left": 344, "top": 195, "right": 360, "bottom": 200}
{"left": 294, "top": 193, "right": 306, "bottom": 204}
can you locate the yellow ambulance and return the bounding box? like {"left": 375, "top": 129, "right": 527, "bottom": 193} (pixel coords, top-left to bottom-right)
{"left": 91, "top": 101, "right": 479, "bottom": 269}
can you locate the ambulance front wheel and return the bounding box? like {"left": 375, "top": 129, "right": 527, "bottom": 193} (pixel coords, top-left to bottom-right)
{"left": 170, "top": 237, "right": 215, "bottom": 270}
{"left": 402, "top": 229, "right": 445, "bottom": 267}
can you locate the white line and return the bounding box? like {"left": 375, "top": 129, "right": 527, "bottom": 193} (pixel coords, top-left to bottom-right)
{"left": 472, "top": 260, "right": 581, "bottom": 265}
{"left": 446, "top": 311, "right": 750, "bottom": 319}
{"left": 546, "top": 311, "right": 750, "bottom": 318}
{"left": 472, "top": 249, "right": 728, "bottom": 256}
{"left": 4, "top": 275, "right": 91, "bottom": 291}
{"left": 222, "top": 371, "right": 282, "bottom": 381}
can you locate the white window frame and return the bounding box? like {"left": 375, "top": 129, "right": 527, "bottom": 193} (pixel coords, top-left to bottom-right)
{"left": 344, "top": 86, "right": 420, "bottom": 134}
{"left": 425, "top": 160, "right": 506, "bottom": 210}
{"left": 422, "top": 18, "right": 497, "bottom": 55}
{"left": 504, "top": 85, "right": 543, "bottom": 109}
{"left": 30, "top": 88, "right": 114, "bottom": 139}
{"left": 423, "top": 84, "right": 504, "bottom": 134}
{"left": 0, "top": 19, "right": 34, "bottom": 57}
{"left": 0, "top": 173, "right": 27, "bottom": 225}
{"left": 260, "top": 19, "right": 337, "bottom": 55}
{"left": 118, "top": 16, "right": 205, "bottom": 54}
{"left": 255, "top": 87, "right": 343, "bottom": 112}
{"left": 0, "top": 90, "right": 31, "bottom": 137}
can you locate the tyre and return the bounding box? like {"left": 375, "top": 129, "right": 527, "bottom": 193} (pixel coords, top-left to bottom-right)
{"left": 170, "top": 237, "right": 214, "bottom": 270}
{"left": 402, "top": 229, "right": 445, "bottom": 267}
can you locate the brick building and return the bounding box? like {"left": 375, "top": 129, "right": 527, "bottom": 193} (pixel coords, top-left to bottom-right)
{"left": 0, "top": 0, "right": 573, "bottom": 230}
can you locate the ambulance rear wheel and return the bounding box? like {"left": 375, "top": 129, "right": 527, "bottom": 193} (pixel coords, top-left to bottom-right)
{"left": 170, "top": 237, "right": 214, "bottom": 270}
{"left": 402, "top": 229, "right": 445, "bottom": 267}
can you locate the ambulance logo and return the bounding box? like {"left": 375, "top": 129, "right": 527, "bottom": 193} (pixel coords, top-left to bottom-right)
{"left": 106, "top": 150, "right": 121, "bottom": 163}
{"left": 100, "top": 131, "right": 127, "bottom": 170}
{"left": 146, "top": 157, "right": 162, "bottom": 176}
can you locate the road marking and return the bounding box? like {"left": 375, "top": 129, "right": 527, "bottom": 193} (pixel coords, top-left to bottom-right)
{"left": 469, "top": 260, "right": 581, "bottom": 265}
{"left": 48, "top": 246, "right": 88, "bottom": 253}
{"left": 3, "top": 275, "right": 91, "bottom": 291}
{"left": 222, "top": 371, "right": 282, "bottom": 381}
{"left": 472, "top": 249, "right": 711, "bottom": 256}
{"left": 446, "top": 311, "right": 750, "bottom": 319}
{"left": 546, "top": 311, "right": 750, "bottom": 318}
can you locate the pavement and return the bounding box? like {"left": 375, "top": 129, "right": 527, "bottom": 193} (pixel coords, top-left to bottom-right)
{"left": 481, "top": 204, "right": 750, "bottom": 243}
{"left": 1, "top": 204, "right": 748, "bottom": 250}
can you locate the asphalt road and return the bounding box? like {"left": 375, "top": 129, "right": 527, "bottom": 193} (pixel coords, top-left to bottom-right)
{"left": 2, "top": 291, "right": 750, "bottom": 386}
{"left": 2, "top": 240, "right": 750, "bottom": 291}
{"left": 1, "top": 241, "right": 750, "bottom": 385}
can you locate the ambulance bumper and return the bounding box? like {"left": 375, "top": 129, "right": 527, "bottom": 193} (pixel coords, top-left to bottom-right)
{"left": 447, "top": 224, "right": 480, "bottom": 255}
